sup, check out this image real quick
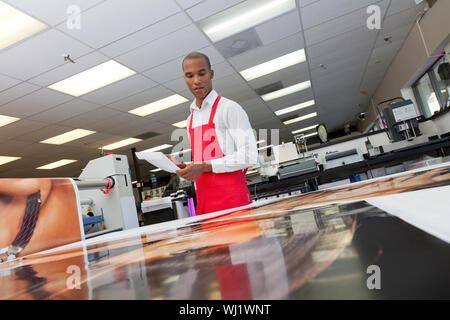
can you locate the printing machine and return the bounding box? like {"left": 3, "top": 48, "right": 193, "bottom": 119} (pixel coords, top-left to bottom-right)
{"left": 248, "top": 102, "right": 450, "bottom": 200}
{"left": 75, "top": 154, "right": 139, "bottom": 238}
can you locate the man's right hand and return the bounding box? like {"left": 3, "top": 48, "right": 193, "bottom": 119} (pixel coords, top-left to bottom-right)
{"left": 165, "top": 154, "right": 187, "bottom": 169}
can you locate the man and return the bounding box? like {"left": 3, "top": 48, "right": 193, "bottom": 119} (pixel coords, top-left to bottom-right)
{"left": 168, "top": 52, "right": 257, "bottom": 215}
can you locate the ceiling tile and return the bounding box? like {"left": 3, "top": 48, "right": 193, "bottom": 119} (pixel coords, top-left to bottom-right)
{"left": 27, "top": 99, "right": 101, "bottom": 124}
{"left": 13, "top": 124, "right": 78, "bottom": 143}
{"left": 386, "top": 0, "right": 426, "bottom": 16}
{"left": 247, "top": 63, "right": 310, "bottom": 91}
{"left": 375, "top": 22, "right": 413, "bottom": 48}
{"left": 304, "top": 0, "right": 389, "bottom": 46}
{"left": 80, "top": 75, "right": 157, "bottom": 105}
{"left": 307, "top": 25, "right": 377, "bottom": 60}
{"left": 229, "top": 33, "right": 304, "bottom": 71}
{"left": 0, "top": 119, "right": 48, "bottom": 140}
{"left": 299, "top": 0, "right": 320, "bottom": 7}
{"left": 186, "top": 0, "right": 246, "bottom": 21}
{"left": 175, "top": 0, "right": 203, "bottom": 9}
{"left": 4, "top": 0, "right": 104, "bottom": 26}
{"left": 369, "top": 40, "right": 404, "bottom": 66}
{"left": 0, "top": 74, "right": 21, "bottom": 92}
{"left": 99, "top": 12, "right": 192, "bottom": 58}
{"left": 115, "top": 24, "right": 210, "bottom": 72}
{"left": 58, "top": 107, "right": 123, "bottom": 129}
{"left": 0, "top": 82, "right": 41, "bottom": 107}
{"left": 28, "top": 51, "right": 110, "bottom": 87}
{"left": 106, "top": 85, "right": 175, "bottom": 113}
{"left": 0, "top": 29, "right": 93, "bottom": 80}
{"left": 255, "top": 11, "right": 302, "bottom": 45}
{"left": 163, "top": 77, "right": 189, "bottom": 94}
{"left": 56, "top": 0, "right": 181, "bottom": 49}
{"left": 301, "top": 0, "right": 379, "bottom": 30}
{"left": 145, "top": 101, "right": 191, "bottom": 123}
{"left": 0, "top": 88, "right": 73, "bottom": 118}
{"left": 0, "top": 139, "right": 35, "bottom": 156}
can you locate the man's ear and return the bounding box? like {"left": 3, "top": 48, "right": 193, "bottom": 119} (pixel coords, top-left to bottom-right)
{"left": 210, "top": 69, "right": 214, "bottom": 79}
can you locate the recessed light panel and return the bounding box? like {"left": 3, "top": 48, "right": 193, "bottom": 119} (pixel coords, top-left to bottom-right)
{"left": 283, "top": 112, "right": 317, "bottom": 125}
{"left": 40, "top": 129, "right": 96, "bottom": 145}
{"left": 240, "top": 49, "right": 306, "bottom": 81}
{"left": 291, "top": 124, "right": 318, "bottom": 134}
{"left": 0, "top": 115, "right": 20, "bottom": 128}
{"left": 101, "top": 138, "right": 142, "bottom": 150}
{"left": 199, "top": 0, "right": 296, "bottom": 42}
{"left": 36, "top": 159, "right": 77, "bottom": 170}
{"left": 48, "top": 60, "right": 136, "bottom": 96}
{"left": 128, "top": 94, "right": 188, "bottom": 117}
{"left": 262, "top": 81, "right": 311, "bottom": 102}
{"left": 275, "top": 99, "right": 315, "bottom": 116}
{"left": 0, "top": 156, "right": 21, "bottom": 166}
{"left": 0, "top": 1, "right": 47, "bottom": 50}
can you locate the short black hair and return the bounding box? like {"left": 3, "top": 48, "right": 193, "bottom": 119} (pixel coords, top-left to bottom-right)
{"left": 182, "top": 52, "right": 211, "bottom": 70}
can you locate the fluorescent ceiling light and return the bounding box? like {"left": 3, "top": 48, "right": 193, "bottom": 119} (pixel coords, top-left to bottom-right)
{"left": 36, "top": 159, "right": 77, "bottom": 170}
{"left": 303, "top": 132, "right": 318, "bottom": 138}
{"left": 40, "top": 129, "right": 96, "bottom": 145}
{"left": 172, "top": 120, "right": 187, "bottom": 128}
{"left": 262, "top": 81, "right": 311, "bottom": 102}
{"left": 0, "top": 156, "right": 21, "bottom": 166}
{"left": 199, "top": 0, "right": 296, "bottom": 42}
{"left": 48, "top": 60, "right": 136, "bottom": 96}
{"left": 240, "top": 49, "right": 306, "bottom": 81}
{"left": 143, "top": 144, "right": 172, "bottom": 153}
{"left": 150, "top": 168, "right": 162, "bottom": 172}
{"left": 0, "top": 1, "right": 47, "bottom": 50}
{"left": 256, "top": 140, "right": 265, "bottom": 144}
{"left": 101, "top": 138, "right": 142, "bottom": 151}
{"left": 291, "top": 124, "right": 318, "bottom": 134}
{"left": 283, "top": 112, "right": 317, "bottom": 125}
{"left": 275, "top": 99, "right": 315, "bottom": 116}
{"left": 128, "top": 94, "right": 188, "bottom": 117}
{"left": 258, "top": 144, "right": 274, "bottom": 151}
{"left": 0, "top": 115, "right": 20, "bottom": 127}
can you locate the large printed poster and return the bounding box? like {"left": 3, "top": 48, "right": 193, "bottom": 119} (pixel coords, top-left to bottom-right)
{"left": 0, "top": 178, "right": 83, "bottom": 262}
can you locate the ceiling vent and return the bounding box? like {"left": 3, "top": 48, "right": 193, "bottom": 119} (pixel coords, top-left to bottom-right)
{"left": 255, "top": 81, "right": 284, "bottom": 96}
{"left": 215, "top": 28, "right": 262, "bottom": 59}
{"left": 134, "top": 131, "right": 159, "bottom": 140}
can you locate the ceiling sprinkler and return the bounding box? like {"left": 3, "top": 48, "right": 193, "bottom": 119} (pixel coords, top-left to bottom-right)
{"left": 62, "top": 54, "right": 75, "bottom": 63}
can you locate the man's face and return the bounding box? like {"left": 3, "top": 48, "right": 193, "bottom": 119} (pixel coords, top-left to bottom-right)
{"left": 183, "top": 58, "right": 214, "bottom": 100}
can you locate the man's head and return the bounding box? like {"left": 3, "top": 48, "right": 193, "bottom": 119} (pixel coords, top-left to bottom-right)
{"left": 182, "top": 52, "right": 214, "bottom": 102}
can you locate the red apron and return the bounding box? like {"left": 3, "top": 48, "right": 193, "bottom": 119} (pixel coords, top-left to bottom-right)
{"left": 189, "top": 95, "right": 252, "bottom": 215}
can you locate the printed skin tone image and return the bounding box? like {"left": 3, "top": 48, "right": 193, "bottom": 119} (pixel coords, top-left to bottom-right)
{"left": 0, "top": 178, "right": 82, "bottom": 260}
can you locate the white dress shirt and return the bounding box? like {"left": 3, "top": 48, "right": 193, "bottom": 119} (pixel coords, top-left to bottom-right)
{"left": 187, "top": 90, "right": 258, "bottom": 173}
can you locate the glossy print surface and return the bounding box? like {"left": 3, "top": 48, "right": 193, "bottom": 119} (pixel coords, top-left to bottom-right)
{"left": 1, "top": 163, "right": 450, "bottom": 299}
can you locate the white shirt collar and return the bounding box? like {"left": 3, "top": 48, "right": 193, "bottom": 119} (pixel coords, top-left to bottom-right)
{"left": 190, "top": 89, "right": 218, "bottom": 112}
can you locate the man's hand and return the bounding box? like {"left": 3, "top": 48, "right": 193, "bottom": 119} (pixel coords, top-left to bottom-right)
{"left": 165, "top": 154, "right": 186, "bottom": 169}
{"left": 176, "top": 162, "right": 212, "bottom": 181}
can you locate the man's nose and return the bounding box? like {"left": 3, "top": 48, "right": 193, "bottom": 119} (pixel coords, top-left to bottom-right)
{"left": 193, "top": 76, "right": 201, "bottom": 84}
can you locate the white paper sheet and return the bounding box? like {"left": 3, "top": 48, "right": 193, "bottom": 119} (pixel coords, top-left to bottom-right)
{"left": 367, "top": 186, "right": 450, "bottom": 244}
{"left": 135, "top": 151, "right": 180, "bottom": 173}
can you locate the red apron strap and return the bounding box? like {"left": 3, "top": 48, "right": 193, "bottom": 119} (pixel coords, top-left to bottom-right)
{"left": 208, "top": 95, "right": 222, "bottom": 125}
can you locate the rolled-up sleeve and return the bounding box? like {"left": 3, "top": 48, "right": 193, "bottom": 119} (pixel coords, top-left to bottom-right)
{"left": 210, "top": 102, "right": 258, "bottom": 173}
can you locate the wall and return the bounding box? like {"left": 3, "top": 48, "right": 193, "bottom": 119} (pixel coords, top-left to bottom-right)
{"left": 359, "top": 0, "right": 450, "bottom": 131}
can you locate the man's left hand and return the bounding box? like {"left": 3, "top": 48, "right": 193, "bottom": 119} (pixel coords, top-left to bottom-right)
{"left": 176, "top": 162, "right": 212, "bottom": 181}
